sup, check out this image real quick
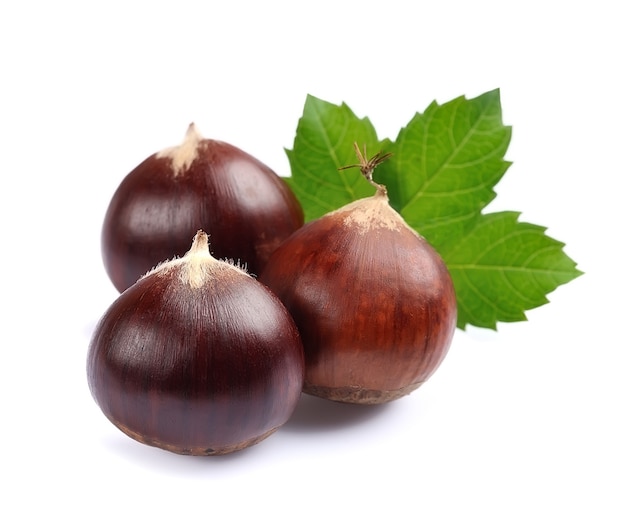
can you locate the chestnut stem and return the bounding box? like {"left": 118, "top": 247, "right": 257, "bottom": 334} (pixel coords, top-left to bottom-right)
{"left": 339, "top": 142, "right": 392, "bottom": 195}
{"left": 188, "top": 229, "right": 211, "bottom": 256}
{"left": 156, "top": 122, "right": 204, "bottom": 176}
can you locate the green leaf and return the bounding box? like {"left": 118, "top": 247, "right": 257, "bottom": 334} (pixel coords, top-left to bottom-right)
{"left": 441, "top": 212, "right": 583, "bottom": 329}
{"left": 376, "top": 89, "right": 512, "bottom": 251}
{"left": 284, "top": 90, "right": 583, "bottom": 329}
{"left": 285, "top": 94, "right": 382, "bottom": 221}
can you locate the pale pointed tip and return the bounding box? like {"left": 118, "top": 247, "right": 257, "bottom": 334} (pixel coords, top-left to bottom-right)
{"left": 156, "top": 122, "right": 204, "bottom": 175}
{"left": 374, "top": 183, "right": 388, "bottom": 199}
{"left": 185, "top": 121, "right": 201, "bottom": 137}
{"left": 185, "top": 122, "right": 203, "bottom": 142}
{"left": 189, "top": 229, "right": 210, "bottom": 255}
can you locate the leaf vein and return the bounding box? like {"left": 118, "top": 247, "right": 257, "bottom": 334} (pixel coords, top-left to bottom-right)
{"left": 407, "top": 102, "right": 494, "bottom": 209}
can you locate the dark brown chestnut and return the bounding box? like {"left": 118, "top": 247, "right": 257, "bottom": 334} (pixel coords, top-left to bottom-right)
{"left": 259, "top": 147, "right": 457, "bottom": 404}
{"left": 102, "top": 123, "right": 304, "bottom": 292}
{"left": 87, "top": 231, "right": 305, "bottom": 455}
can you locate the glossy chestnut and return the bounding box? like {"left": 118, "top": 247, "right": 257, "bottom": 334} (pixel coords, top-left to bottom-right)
{"left": 88, "top": 231, "right": 305, "bottom": 455}
{"left": 102, "top": 124, "right": 304, "bottom": 292}
{"left": 259, "top": 151, "right": 457, "bottom": 404}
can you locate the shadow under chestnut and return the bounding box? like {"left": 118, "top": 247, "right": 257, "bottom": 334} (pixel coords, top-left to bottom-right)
{"left": 282, "top": 393, "right": 394, "bottom": 433}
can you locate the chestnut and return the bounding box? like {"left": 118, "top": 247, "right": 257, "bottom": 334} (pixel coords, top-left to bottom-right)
{"left": 87, "top": 231, "right": 305, "bottom": 455}
{"left": 102, "top": 123, "right": 304, "bottom": 292}
{"left": 259, "top": 146, "right": 457, "bottom": 404}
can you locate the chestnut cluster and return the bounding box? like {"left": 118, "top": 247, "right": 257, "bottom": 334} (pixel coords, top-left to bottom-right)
{"left": 88, "top": 131, "right": 457, "bottom": 456}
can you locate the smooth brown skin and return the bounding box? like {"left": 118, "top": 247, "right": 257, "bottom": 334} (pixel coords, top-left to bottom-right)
{"left": 87, "top": 267, "right": 305, "bottom": 455}
{"left": 102, "top": 140, "right": 304, "bottom": 292}
{"left": 259, "top": 207, "right": 457, "bottom": 404}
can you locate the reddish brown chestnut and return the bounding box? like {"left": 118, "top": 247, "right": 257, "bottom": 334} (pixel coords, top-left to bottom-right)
{"left": 259, "top": 146, "right": 457, "bottom": 404}
{"left": 87, "top": 230, "right": 305, "bottom": 455}
{"left": 102, "top": 123, "right": 304, "bottom": 292}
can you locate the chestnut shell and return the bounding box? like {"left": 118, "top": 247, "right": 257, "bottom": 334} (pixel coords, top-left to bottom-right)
{"left": 259, "top": 194, "right": 457, "bottom": 404}
{"left": 102, "top": 136, "right": 304, "bottom": 292}
{"left": 87, "top": 259, "right": 305, "bottom": 455}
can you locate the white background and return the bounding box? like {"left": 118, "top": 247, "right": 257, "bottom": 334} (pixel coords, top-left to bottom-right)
{"left": 2, "top": 1, "right": 624, "bottom": 524}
